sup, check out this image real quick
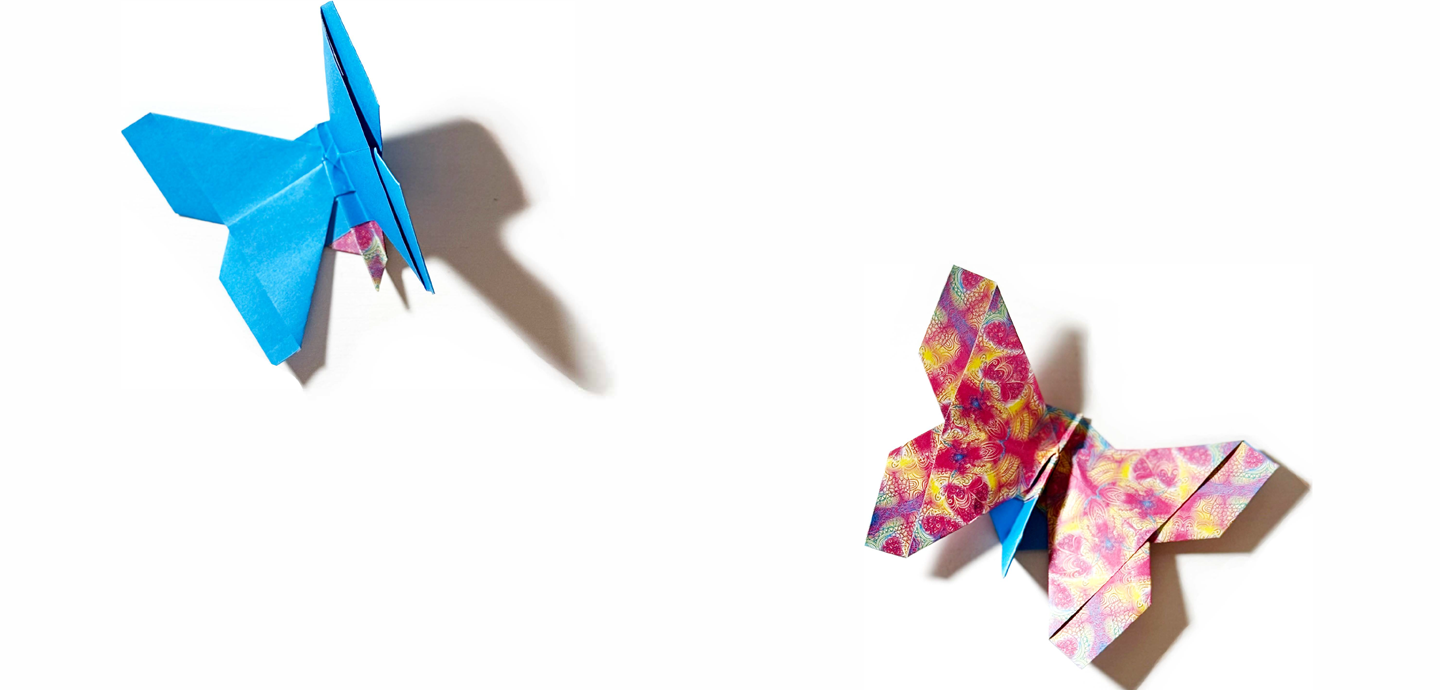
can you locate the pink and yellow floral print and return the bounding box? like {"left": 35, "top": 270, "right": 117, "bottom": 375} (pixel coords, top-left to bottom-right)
{"left": 1043, "top": 427, "right": 1241, "bottom": 636}
{"left": 1154, "top": 443, "right": 1277, "bottom": 543}
{"left": 1050, "top": 542, "right": 1151, "bottom": 665}
{"left": 865, "top": 266, "right": 1281, "bottom": 668}
{"left": 1041, "top": 420, "right": 1277, "bottom": 666}
{"left": 330, "top": 220, "right": 389, "bottom": 289}
{"left": 866, "top": 267, "right": 1070, "bottom": 558}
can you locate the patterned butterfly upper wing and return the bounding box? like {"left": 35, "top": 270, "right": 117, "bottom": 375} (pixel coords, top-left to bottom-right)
{"left": 866, "top": 267, "right": 1063, "bottom": 557}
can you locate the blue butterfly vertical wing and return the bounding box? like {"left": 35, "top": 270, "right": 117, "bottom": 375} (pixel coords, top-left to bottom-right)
{"left": 123, "top": 114, "right": 334, "bottom": 364}
{"left": 322, "top": 1, "right": 434, "bottom": 292}
{"left": 321, "top": 1, "right": 381, "bottom": 152}
{"left": 373, "top": 152, "right": 432, "bottom": 291}
{"left": 991, "top": 495, "right": 1047, "bottom": 576}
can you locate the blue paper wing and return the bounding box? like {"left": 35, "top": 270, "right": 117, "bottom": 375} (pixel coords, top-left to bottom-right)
{"left": 219, "top": 165, "right": 336, "bottom": 364}
{"left": 991, "top": 496, "right": 1047, "bottom": 576}
{"left": 123, "top": 113, "right": 334, "bottom": 364}
{"left": 321, "top": 1, "right": 381, "bottom": 153}
{"left": 122, "top": 114, "right": 326, "bottom": 225}
{"left": 373, "top": 151, "right": 434, "bottom": 292}
{"left": 333, "top": 148, "right": 435, "bottom": 293}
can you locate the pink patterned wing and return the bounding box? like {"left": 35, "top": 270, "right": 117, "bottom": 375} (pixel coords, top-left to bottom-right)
{"left": 330, "top": 220, "right": 388, "bottom": 289}
{"left": 864, "top": 267, "right": 1286, "bottom": 666}
{"left": 866, "top": 267, "right": 1063, "bottom": 557}
{"left": 921, "top": 268, "right": 993, "bottom": 416}
{"left": 1046, "top": 441, "right": 1238, "bottom": 634}
{"left": 1155, "top": 443, "right": 1278, "bottom": 542}
{"left": 1045, "top": 437, "right": 1279, "bottom": 667}
{"left": 866, "top": 424, "right": 945, "bottom": 557}
{"left": 1050, "top": 542, "right": 1152, "bottom": 666}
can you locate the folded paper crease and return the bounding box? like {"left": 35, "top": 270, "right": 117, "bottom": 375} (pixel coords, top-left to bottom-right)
{"left": 865, "top": 266, "right": 1279, "bottom": 667}
{"left": 122, "top": 2, "right": 432, "bottom": 365}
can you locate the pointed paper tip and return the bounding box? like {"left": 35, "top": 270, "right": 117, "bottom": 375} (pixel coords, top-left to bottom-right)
{"left": 365, "top": 243, "right": 387, "bottom": 291}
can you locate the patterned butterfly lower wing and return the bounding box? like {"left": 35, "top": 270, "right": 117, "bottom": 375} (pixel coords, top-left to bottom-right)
{"left": 866, "top": 425, "right": 943, "bottom": 557}
{"left": 1046, "top": 441, "right": 1240, "bottom": 635}
{"left": 1048, "top": 442, "right": 1279, "bottom": 667}
{"left": 1050, "top": 542, "right": 1152, "bottom": 667}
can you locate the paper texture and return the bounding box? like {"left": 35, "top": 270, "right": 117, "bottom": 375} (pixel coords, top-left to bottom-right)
{"left": 865, "top": 267, "right": 1279, "bottom": 667}
{"left": 122, "top": 2, "right": 432, "bottom": 364}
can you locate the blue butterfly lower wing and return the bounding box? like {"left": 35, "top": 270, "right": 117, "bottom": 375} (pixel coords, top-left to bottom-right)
{"left": 220, "top": 165, "right": 336, "bottom": 364}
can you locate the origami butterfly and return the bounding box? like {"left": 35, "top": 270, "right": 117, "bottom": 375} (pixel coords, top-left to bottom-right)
{"left": 122, "top": 2, "right": 433, "bottom": 365}
{"left": 865, "top": 267, "right": 1278, "bottom": 667}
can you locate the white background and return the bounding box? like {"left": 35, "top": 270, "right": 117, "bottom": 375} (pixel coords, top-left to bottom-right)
{"left": 4, "top": 1, "right": 1435, "bottom": 688}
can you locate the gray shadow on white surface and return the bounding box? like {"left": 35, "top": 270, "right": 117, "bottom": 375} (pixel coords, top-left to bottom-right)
{"left": 287, "top": 119, "right": 609, "bottom": 392}
{"left": 929, "top": 513, "right": 1000, "bottom": 579}
{"left": 1037, "top": 328, "right": 1085, "bottom": 413}
{"left": 286, "top": 250, "right": 336, "bottom": 384}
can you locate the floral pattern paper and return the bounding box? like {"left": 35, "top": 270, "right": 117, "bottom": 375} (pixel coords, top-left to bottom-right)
{"left": 865, "top": 266, "right": 1280, "bottom": 668}
{"left": 866, "top": 268, "right": 1073, "bottom": 558}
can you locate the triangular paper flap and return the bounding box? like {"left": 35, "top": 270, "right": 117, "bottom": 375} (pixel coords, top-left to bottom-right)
{"left": 331, "top": 227, "right": 363, "bottom": 254}
{"left": 373, "top": 151, "right": 433, "bottom": 292}
{"left": 321, "top": 2, "right": 382, "bottom": 153}
{"left": 122, "top": 114, "right": 325, "bottom": 226}
{"left": 921, "top": 267, "right": 994, "bottom": 415}
{"left": 1154, "top": 442, "right": 1278, "bottom": 543}
{"left": 865, "top": 425, "right": 943, "bottom": 557}
{"left": 992, "top": 495, "right": 1046, "bottom": 576}
{"left": 322, "top": 14, "right": 369, "bottom": 155}
{"left": 219, "top": 166, "right": 334, "bottom": 363}
{"left": 1050, "top": 542, "right": 1152, "bottom": 667}
{"left": 330, "top": 220, "right": 388, "bottom": 290}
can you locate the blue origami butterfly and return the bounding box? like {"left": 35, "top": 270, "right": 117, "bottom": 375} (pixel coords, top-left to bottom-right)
{"left": 123, "top": 2, "right": 432, "bottom": 365}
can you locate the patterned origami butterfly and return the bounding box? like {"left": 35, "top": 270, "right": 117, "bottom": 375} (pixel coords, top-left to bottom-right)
{"left": 865, "top": 267, "right": 1278, "bottom": 667}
